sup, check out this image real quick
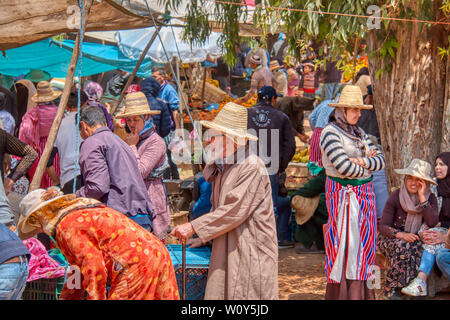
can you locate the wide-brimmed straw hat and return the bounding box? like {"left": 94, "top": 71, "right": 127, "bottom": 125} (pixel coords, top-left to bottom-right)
{"left": 24, "top": 69, "right": 51, "bottom": 83}
{"left": 201, "top": 102, "right": 258, "bottom": 142}
{"left": 115, "top": 91, "right": 160, "bottom": 119}
{"left": 291, "top": 195, "right": 320, "bottom": 225}
{"left": 328, "top": 85, "right": 373, "bottom": 109}
{"left": 394, "top": 158, "right": 437, "bottom": 186}
{"left": 17, "top": 188, "right": 67, "bottom": 239}
{"left": 270, "top": 60, "right": 283, "bottom": 71}
{"left": 31, "top": 81, "right": 62, "bottom": 103}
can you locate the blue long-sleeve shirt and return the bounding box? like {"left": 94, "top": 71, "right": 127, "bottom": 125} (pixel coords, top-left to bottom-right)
{"left": 159, "top": 82, "right": 180, "bottom": 112}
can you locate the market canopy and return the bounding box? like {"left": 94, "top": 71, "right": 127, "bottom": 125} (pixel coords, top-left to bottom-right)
{"left": 0, "top": 0, "right": 162, "bottom": 50}
{"left": 116, "top": 26, "right": 223, "bottom": 64}
{"left": 0, "top": 38, "right": 154, "bottom": 78}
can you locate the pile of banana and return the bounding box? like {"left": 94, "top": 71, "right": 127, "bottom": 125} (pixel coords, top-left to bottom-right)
{"left": 291, "top": 147, "right": 309, "bottom": 163}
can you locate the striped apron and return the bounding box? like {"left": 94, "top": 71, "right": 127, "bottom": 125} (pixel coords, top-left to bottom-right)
{"left": 324, "top": 176, "right": 377, "bottom": 283}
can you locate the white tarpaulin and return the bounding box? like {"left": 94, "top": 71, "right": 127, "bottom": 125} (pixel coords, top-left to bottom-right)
{"left": 116, "top": 25, "right": 223, "bottom": 63}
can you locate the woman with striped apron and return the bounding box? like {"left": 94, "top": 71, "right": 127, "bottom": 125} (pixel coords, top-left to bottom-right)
{"left": 319, "top": 85, "right": 386, "bottom": 299}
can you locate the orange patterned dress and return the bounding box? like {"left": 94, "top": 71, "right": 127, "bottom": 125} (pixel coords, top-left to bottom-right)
{"left": 55, "top": 205, "right": 179, "bottom": 300}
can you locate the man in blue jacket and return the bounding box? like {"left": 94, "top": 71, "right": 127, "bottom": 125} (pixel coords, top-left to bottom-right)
{"left": 151, "top": 67, "right": 180, "bottom": 180}
{"left": 247, "top": 86, "right": 296, "bottom": 249}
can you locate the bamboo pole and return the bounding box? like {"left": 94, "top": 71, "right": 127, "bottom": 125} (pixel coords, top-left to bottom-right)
{"left": 110, "top": 24, "right": 163, "bottom": 116}
{"left": 29, "top": 0, "right": 92, "bottom": 192}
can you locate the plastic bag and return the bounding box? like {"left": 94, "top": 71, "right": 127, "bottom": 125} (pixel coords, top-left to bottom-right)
{"left": 168, "top": 135, "right": 191, "bottom": 164}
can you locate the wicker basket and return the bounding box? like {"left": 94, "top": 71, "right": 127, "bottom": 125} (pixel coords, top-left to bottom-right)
{"left": 192, "top": 80, "right": 227, "bottom": 104}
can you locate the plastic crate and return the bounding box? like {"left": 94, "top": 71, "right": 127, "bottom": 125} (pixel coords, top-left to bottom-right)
{"left": 22, "top": 277, "right": 65, "bottom": 300}
{"left": 166, "top": 244, "right": 211, "bottom": 300}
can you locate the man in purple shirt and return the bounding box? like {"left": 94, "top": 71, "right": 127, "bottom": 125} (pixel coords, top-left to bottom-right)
{"left": 76, "top": 105, "right": 155, "bottom": 231}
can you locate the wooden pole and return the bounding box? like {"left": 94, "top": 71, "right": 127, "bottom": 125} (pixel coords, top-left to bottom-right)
{"left": 29, "top": 0, "right": 92, "bottom": 192}
{"left": 200, "top": 67, "right": 207, "bottom": 105}
{"left": 352, "top": 38, "right": 361, "bottom": 84}
{"left": 110, "top": 24, "right": 163, "bottom": 116}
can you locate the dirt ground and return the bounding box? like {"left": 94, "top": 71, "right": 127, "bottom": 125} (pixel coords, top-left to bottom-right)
{"left": 278, "top": 244, "right": 450, "bottom": 300}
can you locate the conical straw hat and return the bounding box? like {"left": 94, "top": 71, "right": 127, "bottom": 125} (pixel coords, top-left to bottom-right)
{"left": 394, "top": 158, "right": 437, "bottom": 185}
{"left": 328, "top": 85, "right": 373, "bottom": 109}
{"left": 31, "top": 81, "right": 62, "bottom": 103}
{"left": 115, "top": 92, "right": 160, "bottom": 119}
{"left": 200, "top": 102, "right": 258, "bottom": 142}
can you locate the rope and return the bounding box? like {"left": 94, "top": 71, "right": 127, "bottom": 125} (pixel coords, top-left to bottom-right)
{"left": 208, "top": 0, "right": 450, "bottom": 26}
{"left": 73, "top": 0, "right": 85, "bottom": 193}
{"left": 143, "top": 0, "right": 208, "bottom": 162}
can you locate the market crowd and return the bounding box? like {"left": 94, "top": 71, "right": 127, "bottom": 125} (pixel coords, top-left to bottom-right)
{"left": 0, "top": 36, "right": 449, "bottom": 301}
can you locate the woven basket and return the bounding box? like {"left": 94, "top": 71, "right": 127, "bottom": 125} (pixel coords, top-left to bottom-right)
{"left": 192, "top": 81, "right": 227, "bottom": 104}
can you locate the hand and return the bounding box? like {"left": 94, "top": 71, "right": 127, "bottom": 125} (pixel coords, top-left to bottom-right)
{"left": 396, "top": 232, "right": 420, "bottom": 243}
{"left": 368, "top": 149, "right": 377, "bottom": 158}
{"left": 3, "top": 177, "right": 14, "bottom": 195}
{"left": 187, "top": 237, "right": 204, "bottom": 248}
{"left": 234, "top": 98, "right": 243, "bottom": 104}
{"left": 416, "top": 179, "right": 427, "bottom": 201}
{"left": 170, "top": 223, "right": 195, "bottom": 241}
{"left": 125, "top": 133, "right": 139, "bottom": 146}
{"left": 297, "top": 133, "right": 310, "bottom": 144}
{"left": 350, "top": 158, "right": 365, "bottom": 167}
{"left": 421, "top": 230, "right": 445, "bottom": 245}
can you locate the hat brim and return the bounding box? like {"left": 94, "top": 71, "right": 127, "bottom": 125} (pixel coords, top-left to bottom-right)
{"left": 271, "top": 66, "right": 283, "bottom": 71}
{"left": 25, "top": 73, "right": 51, "bottom": 82}
{"left": 291, "top": 195, "right": 320, "bottom": 225}
{"left": 394, "top": 169, "right": 437, "bottom": 186}
{"left": 200, "top": 120, "right": 258, "bottom": 143}
{"left": 17, "top": 194, "right": 68, "bottom": 240}
{"left": 115, "top": 109, "right": 161, "bottom": 119}
{"left": 328, "top": 103, "right": 373, "bottom": 110}
{"left": 31, "top": 90, "right": 62, "bottom": 103}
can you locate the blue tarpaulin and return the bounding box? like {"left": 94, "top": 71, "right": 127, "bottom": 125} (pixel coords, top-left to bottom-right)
{"left": 0, "top": 38, "right": 154, "bottom": 78}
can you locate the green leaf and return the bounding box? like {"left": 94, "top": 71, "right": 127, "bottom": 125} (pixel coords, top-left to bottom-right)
{"left": 376, "top": 69, "right": 383, "bottom": 80}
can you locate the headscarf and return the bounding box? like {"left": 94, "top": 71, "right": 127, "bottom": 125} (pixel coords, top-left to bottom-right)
{"left": 437, "top": 152, "right": 450, "bottom": 223}
{"left": 83, "top": 81, "right": 103, "bottom": 103}
{"left": 331, "top": 107, "right": 364, "bottom": 138}
{"left": 399, "top": 177, "right": 432, "bottom": 234}
{"left": 139, "top": 115, "right": 154, "bottom": 137}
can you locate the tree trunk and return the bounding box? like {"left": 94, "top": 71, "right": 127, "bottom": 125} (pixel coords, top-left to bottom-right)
{"left": 367, "top": 4, "right": 449, "bottom": 190}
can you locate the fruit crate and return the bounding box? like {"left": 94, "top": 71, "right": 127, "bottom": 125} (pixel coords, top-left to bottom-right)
{"left": 22, "top": 276, "right": 65, "bottom": 300}
{"left": 166, "top": 244, "right": 211, "bottom": 300}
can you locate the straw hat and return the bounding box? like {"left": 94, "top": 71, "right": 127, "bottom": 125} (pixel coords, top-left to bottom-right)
{"left": 115, "top": 92, "right": 161, "bottom": 119}
{"left": 328, "top": 85, "right": 373, "bottom": 109}
{"left": 394, "top": 158, "right": 437, "bottom": 186}
{"left": 291, "top": 195, "right": 320, "bottom": 225}
{"left": 270, "top": 60, "right": 283, "bottom": 71}
{"left": 200, "top": 102, "right": 258, "bottom": 142}
{"left": 31, "top": 81, "right": 62, "bottom": 103}
{"left": 24, "top": 69, "right": 51, "bottom": 83}
{"left": 17, "top": 188, "right": 67, "bottom": 239}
